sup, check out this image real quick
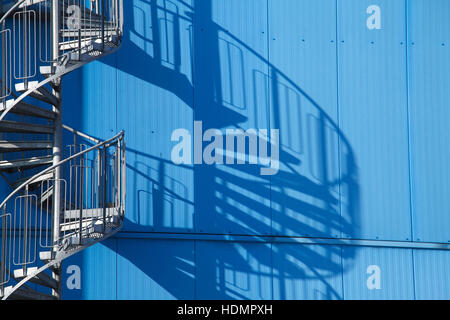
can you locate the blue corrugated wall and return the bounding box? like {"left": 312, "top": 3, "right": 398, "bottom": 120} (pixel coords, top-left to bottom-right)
{"left": 36, "top": 0, "right": 450, "bottom": 299}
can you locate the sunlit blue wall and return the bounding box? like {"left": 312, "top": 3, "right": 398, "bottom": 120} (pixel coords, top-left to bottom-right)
{"left": 58, "top": 0, "right": 450, "bottom": 300}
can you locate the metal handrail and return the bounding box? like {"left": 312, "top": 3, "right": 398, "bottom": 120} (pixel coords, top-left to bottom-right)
{"left": 0, "top": 129, "right": 125, "bottom": 294}
{"left": 0, "top": 0, "right": 27, "bottom": 25}
{"left": 0, "top": 0, "right": 123, "bottom": 121}
{"left": 63, "top": 124, "right": 101, "bottom": 144}
{"left": 0, "top": 130, "right": 124, "bottom": 209}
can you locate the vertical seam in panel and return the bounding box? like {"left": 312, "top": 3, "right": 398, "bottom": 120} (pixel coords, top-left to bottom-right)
{"left": 405, "top": 0, "right": 414, "bottom": 243}
{"left": 192, "top": 0, "right": 197, "bottom": 234}
{"left": 115, "top": 51, "right": 118, "bottom": 132}
{"left": 193, "top": 0, "right": 197, "bottom": 299}
{"left": 336, "top": 0, "right": 345, "bottom": 300}
{"left": 335, "top": 0, "right": 343, "bottom": 240}
{"left": 340, "top": 246, "right": 345, "bottom": 300}
{"left": 194, "top": 239, "right": 197, "bottom": 299}
{"left": 411, "top": 248, "right": 417, "bottom": 300}
{"left": 405, "top": 0, "right": 417, "bottom": 300}
{"left": 267, "top": 0, "right": 272, "bottom": 238}
{"left": 116, "top": 238, "right": 118, "bottom": 300}
{"left": 267, "top": 0, "right": 274, "bottom": 299}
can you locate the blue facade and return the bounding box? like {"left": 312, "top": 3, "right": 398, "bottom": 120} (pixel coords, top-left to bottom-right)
{"left": 26, "top": 0, "right": 450, "bottom": 299}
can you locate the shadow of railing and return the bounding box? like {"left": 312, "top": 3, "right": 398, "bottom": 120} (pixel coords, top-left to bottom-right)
{"left": 88, "top": 0, "right": 360, "bottom": 300}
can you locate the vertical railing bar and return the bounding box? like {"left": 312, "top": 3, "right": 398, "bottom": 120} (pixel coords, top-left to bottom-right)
{"left": 102, "top": 147, "right": 106, "bottom": 231}
{"left": 13, "top": 200, "right": 16, "bottom": 266}
{"left": 2, "top": 22, "right": 6, "bottom": 100}
{"left": 1, "top": 207, "right": 7, "bottom": 288}
{"left": 31, "top": 194, "right": 37, "bottom": 265}
{"left": 101, "top": 0, "right": 104, "bottom": 51}
{"left": 78, "top": 155, "right": 84, "bottom": 245}
{"left": 22, "top": 189, "right": 28, "bottom": 271}
{"left": 23, "top": 10, "right": 27, "bottom": 86}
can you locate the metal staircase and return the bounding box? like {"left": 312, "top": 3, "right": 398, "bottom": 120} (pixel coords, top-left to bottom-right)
{"left": 0, "top": 0, "right": 125, "bottom": 299}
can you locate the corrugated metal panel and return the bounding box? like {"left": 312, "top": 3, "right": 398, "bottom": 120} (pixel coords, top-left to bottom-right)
{"left": 413, "top": 249, "right": 450, "bottom": 300}
{"left": 196, "top": 241, "right": 272, "bottom": 299}
{"left": 61, "top": 250, "right": 83, "bottom": 300}
{"left": 80, "top": 57, "right": 117, "bottom": 139}
{"left": 82, "top": 239, "right": 117, "bottom": 300}
{"left": 268, "top": 0, "right": 344, "bottom": 239}
{"left": 342, "top": 246, "right": 414, "bottom": 299}
{"left": 23, "top": 0, "right": 450, "bottom": 301}
{"left": 408, "top": 0, "right": 450, "bottom": 243}
{"left": 272, "top": 244, "right": 343, "bottom": 300}
{"left": 117, "top": 239, "right": 195, "bottom": 299}
{"left": 193, "top": 0, "right": 271, "bottom": 235}
{"left": 338, "top": 0, "right": 411, "bottom": 241}
{"left": 62, "top": 239, "right": 117, "bottom": 300}
{"left": 116, "top": 0, "right": 195, "bottom": 233}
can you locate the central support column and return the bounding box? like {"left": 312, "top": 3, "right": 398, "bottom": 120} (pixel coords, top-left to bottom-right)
{"left": 51, "top": 0, "right": 63, "bottom": 299}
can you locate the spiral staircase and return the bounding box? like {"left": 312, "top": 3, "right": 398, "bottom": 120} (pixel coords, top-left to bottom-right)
{"left": 0, "top": 0, "right": 125, "bottom": 299}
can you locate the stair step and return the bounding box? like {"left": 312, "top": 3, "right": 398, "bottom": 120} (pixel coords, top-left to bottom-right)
{"left": 64, "top": 235, "right": 91, "bottom": 247}
{"left": 0, "top": 155, "right": 53, "bottom": 172}
{"left": 60, "top": 216, "right": 117, "bottom": 233}
{"left": 15, "top": 82, "right": 59, "bottom": 106}
{"left": 18, "top": 0, "right": 47, "bottom": 8}
{"left": 59, "top": 38, "right": 97, "bottom": 51}
{"left": 3, "top": 285, "right": 57, "bottom": 300}
{"left": 61, "top": 28, "right": 118, "bottom": 38}
{"left": 0, "top": 120, "right": 54, "bottom": 134}
{"left": 64, "top": 207, "right": 119, "bottom": 220}
{"left": 39, "top": 251, "right": 53, "bottom": 263}
{"left": 38, "top": 251, "right": 62, "bottom": 274}
{"left": 14, "top": 268, "right": 59, "bottom": 291}
{"left": 38, "top": 186, "right": 53, "bottom": 204}
{"left": 2, "top": 100, "right": 57, "bottom": 120}
{"left": 60, "top": 217, "right": 103, "bottom": 233}
{"left": 1, "top": 99, "right": 56, "bottom": 120}
{"left": 12, "top": 171, "right": 54, "bottom": 190}
{"left": 0, "top": 140, "right": 53, "bottom": 153}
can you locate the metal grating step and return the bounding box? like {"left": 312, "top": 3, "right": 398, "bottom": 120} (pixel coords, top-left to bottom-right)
{"left": 2, "top": 285, "right": 57, "bottom": 300}
{"left": 0, "top": 120, "right": 54, "bottom": 134}
{"left": 0, "top": 155, "right": 53, "bottom": 172}
{"left": 13, "top": 267, "right": 59, "bottom": 290}
{"left": 12, "top": 171, "right": 54, "bottom": 190}
{"left": 15, "top": 82, "right": 60, "bottom": 106}
{"left": 0, "top": 140, "right": 53, "bottom": 153}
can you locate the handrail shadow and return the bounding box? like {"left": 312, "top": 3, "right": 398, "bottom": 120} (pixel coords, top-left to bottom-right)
{"left": 68, "top": 0, "right": 360, "bottom": 300}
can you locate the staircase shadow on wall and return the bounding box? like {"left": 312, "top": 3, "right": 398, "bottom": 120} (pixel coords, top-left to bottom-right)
{"left": 93, "top": 0, "right": 361, "bottom": 300}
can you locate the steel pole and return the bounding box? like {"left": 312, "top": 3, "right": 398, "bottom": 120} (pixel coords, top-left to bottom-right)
{"left": 51, "top": 0, "right": 62, "bottom": 299}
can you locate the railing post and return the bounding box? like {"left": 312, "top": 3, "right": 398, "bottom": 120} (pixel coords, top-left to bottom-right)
{"left": 79, "top": 155, "right": 84, "bottom": 245}
{"left": 51, "top": 0, "right": 62, "bottom": 300}
{"left": 23, "top": 187, "right": 29, "bottom": 276}
{"left": 101, "top": 0, "right": 105, "bottom": 51}
{"left": 1, "top": 20, "right": 6, "bottom": 101}
{"left": 1, "top": 21, "right": 6, "bottom": 163}
{"left": 1, "top": 206, "right": 6, "bottom": 296}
